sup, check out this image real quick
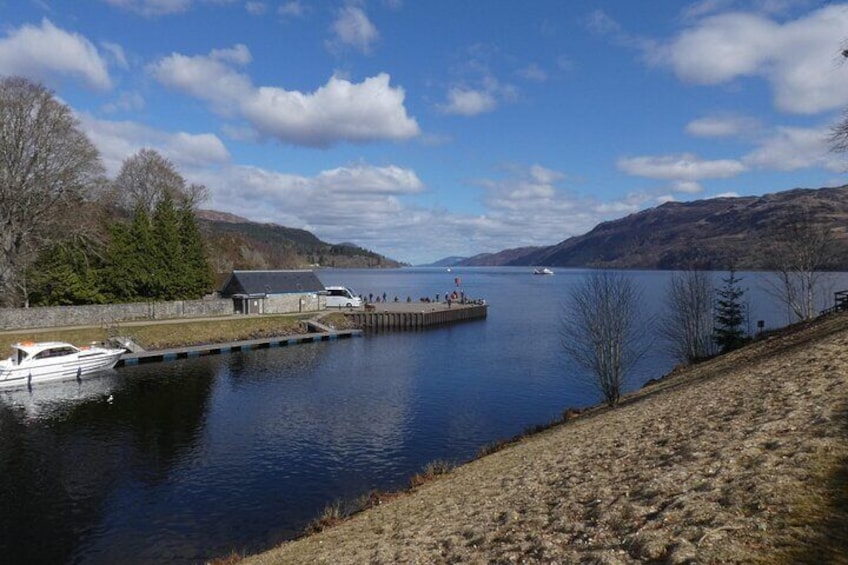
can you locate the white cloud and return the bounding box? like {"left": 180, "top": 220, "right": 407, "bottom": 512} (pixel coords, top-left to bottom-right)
{"left": 149, "top": 46, "right": 419, "bottom": 146}
{"left": 315, "top": 164, "right": 425, "bottom": 195}
{"left": 101, "top": 41, "right": 129, "bottom": 70}
{"left": 649, "top": 5, "right": 848, "bottom": 114}
{"left": 473, "top": 164, "right": 647, "bottom": 250}
{"left": 102, "top": 0, "right": 193, "bottom": 16}
{"left": 0, "top": 19, "right": 112, "bottom": 90}
{"left": 278, "top": 1, "right": 305, "bottom": 18}
{"left": 673, "top": 180, "right": 704, "bottom": 193}
{"left": 584, "top": 9, "right": 623, "bottom": 36}
{"left": 245, "top": 2, "right": 267, "bottom": 15}
{"left": 210, "top": 44, "right": 252, "bottom": 65}
{"left": 439, "top": 87, "right": 497, "bottom": 116}
{"left": 328, "top": 6, "right": 379, "bottom": 54}
{"left": 743, "top": 125, "right": 843, "bottom": 171}
{"left": 686, "top": 114, "right": 761, "bottom": 137}
{"left": 101, "top": 90, "right": 146, "bottom": 113}
{"left": 184, "top": 160, "right": 649, "bottom": 264}
{"left": 517, "top": 63, "right": 548, "bottom": 82}
{"left": 618, "top": 153, "right": 747, "bottom": 184}
{"left": 77, "top": 113, "right": 230, "bottom": 176}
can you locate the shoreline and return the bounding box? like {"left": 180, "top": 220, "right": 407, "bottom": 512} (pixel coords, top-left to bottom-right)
{"left": 235, "top": 313, "right": 848, "bottom": 564}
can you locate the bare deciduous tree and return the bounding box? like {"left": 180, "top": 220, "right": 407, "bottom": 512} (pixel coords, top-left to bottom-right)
{"left": 110, "top": 148, "right": 206, "bottom": 214}
{"left": 560, "top": 270, "right": 650, "bottom": 407}
{"left": 765, "top": 209, "right": 834, "bottom": 322}
{"left": 659, "top": 269, "right": 715, "bottom": 364}
{"left": 0, "top": 76, "right": 104, "bottom": 305}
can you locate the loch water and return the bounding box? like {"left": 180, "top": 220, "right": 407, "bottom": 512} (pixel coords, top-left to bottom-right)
{"left": 2, "top": 267, "right": 847, "bottom": 564}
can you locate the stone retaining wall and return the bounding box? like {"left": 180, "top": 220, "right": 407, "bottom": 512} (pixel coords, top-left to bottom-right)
{"left": 0, "top": 298, "right": 234, "bottom": 330}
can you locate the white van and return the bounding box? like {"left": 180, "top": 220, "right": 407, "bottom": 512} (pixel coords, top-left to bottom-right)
{"left": 324, "top": 286, "right": 362, "bottom": 308}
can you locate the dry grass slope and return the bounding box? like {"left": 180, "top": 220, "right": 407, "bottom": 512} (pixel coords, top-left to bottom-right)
{"left": 238, "top": 312, "right": 848, "bottom": 564}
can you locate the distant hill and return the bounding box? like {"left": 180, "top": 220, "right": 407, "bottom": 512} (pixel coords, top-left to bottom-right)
{"left": 418, "top": 256, "right": 469, "bottom": 268}
{"left": 197, "top": 210, "right": 404, "bottom": 272}
{"left": 457, "top": 185, "right": 848, "bottom": 270}
{"left": 460, "top": 247, "right": 543, "bottom": 267}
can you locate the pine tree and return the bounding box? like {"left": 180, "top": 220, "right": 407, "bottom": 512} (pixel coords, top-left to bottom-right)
{"left": 713, "top": 269, "right": 747, "bottom": 353}
{"left": 102, "top": 207, "right": 156, "bottom": 301}
{"left": 151, "top": 192, "right": 185, "bottom": 300}
{"left": 177, "top": 203, "right": 213, "bottom": 298}
{"left": 28, "top": 239, "right": 106, "bottom": 305}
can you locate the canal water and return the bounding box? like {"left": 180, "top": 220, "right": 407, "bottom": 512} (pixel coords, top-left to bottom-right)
{"left": 1, "top": 267, "right": 846, "bottom": 563}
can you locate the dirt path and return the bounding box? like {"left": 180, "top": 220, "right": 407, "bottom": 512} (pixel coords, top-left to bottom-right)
{"left": 240, "top": 314, "right": 848, "bottom": 564}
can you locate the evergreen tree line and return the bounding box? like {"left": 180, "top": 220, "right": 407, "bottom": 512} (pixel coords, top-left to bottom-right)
{"left": 28, "top": 193, "right": 213, "bottom": 306}
{"left": 0, "top": 77, "right": 214, "bottom": 307}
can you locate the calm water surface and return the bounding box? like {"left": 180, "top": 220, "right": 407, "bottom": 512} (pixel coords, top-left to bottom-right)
{"left": 2, "top": 267, "right": 846, "bottom": 563}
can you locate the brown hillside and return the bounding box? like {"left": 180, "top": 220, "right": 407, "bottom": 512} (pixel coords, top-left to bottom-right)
{"left": 462, "top": 185, "right": 848, "bottom": 270}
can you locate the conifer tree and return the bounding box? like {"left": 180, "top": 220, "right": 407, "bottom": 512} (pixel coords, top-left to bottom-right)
{"left": 151, "top": 192, "right": 185, "bottom": 300}
{"left": 713, "top": 270, "right": 747, "bottom": 353}
{"left": 177, "top": 202, "right": 214, "bottom": 297}
{"left": 27, "top": 239, "right": 106, "bottom": 305}
{"left": 102, "top": 207, "right": 156, "bottom": 301}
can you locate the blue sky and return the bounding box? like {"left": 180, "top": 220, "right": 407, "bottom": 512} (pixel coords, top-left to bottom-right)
{"left": 2, "top": 0, "right": 848, "bottom": 264}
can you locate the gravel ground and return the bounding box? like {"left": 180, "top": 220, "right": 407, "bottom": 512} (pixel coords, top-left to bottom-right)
{"left": 238, "top": 313, "right": 848, "bottom": 565}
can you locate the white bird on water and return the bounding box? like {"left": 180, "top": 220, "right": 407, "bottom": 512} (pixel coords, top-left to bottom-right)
{"left": 106, "top": 394, "right": 114, "bottom": 404}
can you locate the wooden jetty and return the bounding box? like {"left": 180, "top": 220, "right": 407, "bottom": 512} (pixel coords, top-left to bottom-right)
{"left": 117, "top": 329, "right": 361, "bottom": 366}
{"left": 343, "top": 302, "right": 487, "bottom": 331}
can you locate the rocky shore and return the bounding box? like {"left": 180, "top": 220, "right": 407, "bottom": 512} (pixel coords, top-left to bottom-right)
{"left": 239, "top": 313, "right": 848, "bottom": 564}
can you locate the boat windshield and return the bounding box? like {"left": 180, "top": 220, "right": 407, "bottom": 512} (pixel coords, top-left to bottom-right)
{"left": 33, "top": 346, "right": 77, "bottom": 360}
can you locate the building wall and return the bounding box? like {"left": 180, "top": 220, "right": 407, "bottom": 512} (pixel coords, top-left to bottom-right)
{"left": 264, "top": 293, "right": 323, "bottom": 314}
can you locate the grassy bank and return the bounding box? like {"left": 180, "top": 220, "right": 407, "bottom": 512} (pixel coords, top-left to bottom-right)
{"left": 235, "top": 312, "right": 848, "bottom": 564}
{"left": 0, "top": 314, "right": 325, "bottom": 356}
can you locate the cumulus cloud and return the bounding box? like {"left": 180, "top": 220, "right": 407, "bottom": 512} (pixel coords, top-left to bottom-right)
{"left": 180, "top": 160, "right": 649, "bottom": 264}
{"left": 743, "top": 125, "right": 843, "bottom": 171}
{"left": 149, "top": 45, "right": 419, "bottom": 146}
{"left": 648, "top": 5, "right": 848, "bottom": 114}
{"left": 686, "top": 114, "right": 762, "bottom": 138}
{"left": 438, "top": 43, "right": 519, "bottom": 117}
{"left": 328, "top": 5, "right": 379, "bottom": 54}
{"left": 470, "top": 164, "right": 649, "bottom": 251}
{"left": 439, "top": 87, "right": 498, "bottom": 116}
{"left": 77, "top": 113, "right": 230, "bottom": 176}
{"left": 618, "top": 153, "right": 747, "bottom": 192}
{"left": 192, "top": 162, "right": 429, "bottom": 252}
{"left": 0, "top": 19, "right": 112, "bottom": 90}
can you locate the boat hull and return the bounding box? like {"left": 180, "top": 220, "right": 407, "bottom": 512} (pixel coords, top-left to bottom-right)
{"left": 0, "top": 350, "right": 123, "bottom": 389}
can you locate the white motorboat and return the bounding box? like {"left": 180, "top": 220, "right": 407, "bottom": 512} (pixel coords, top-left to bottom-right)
{"left": 533, "top": 267, "right": 554, "bottom": 275}
{"left": 0, "top": 341, "right": 125, "bottom": 389}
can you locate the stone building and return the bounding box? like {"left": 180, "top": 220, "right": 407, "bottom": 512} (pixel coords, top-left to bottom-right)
{"left": 219, "top": 270, "right": 325, "bottom": 314}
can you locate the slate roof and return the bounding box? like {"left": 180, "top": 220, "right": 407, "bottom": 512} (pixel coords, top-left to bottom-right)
{"left": 219, "top": 270, "right": 325, "bottom": 296}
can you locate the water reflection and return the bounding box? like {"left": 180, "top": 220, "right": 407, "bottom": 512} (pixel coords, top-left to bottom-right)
{"left": 0, "top": 360, "right": 218, "bottom": 564}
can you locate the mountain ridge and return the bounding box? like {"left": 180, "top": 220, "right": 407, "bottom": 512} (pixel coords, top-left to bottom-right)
{"left": 456, "top": 185, "right": 848, "bottom": 270}
{"left": 197, "top": 211, "right": 404, "bottom": 271}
